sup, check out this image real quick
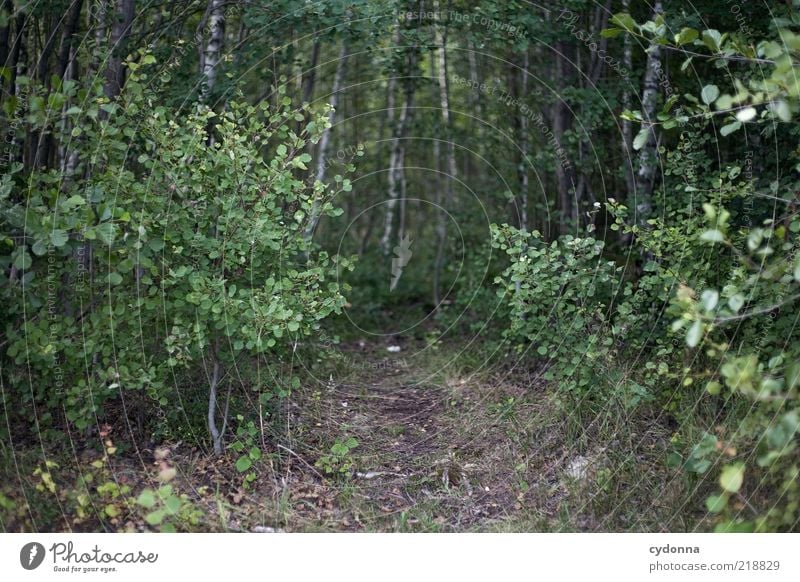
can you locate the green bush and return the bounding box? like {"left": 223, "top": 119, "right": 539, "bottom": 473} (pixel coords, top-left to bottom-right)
{"left": 0, "top": 71, "right": 353, "bottom": 452}
{"left": 492, "top": 225, "right": 620, "bottom": 394}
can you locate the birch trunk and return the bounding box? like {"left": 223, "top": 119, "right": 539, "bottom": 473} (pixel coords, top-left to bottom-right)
{"left": 634, "top": 0, "right": 664, "bottom": 226}
{"left": 200, "top": 0, "right": 227, "bottom": 454}
{"left": 304, "top": 40, "right": 350, "bottom": 243}
{"left": 432, "top": 6, "right": 455, "bottom": 307}
{"left": 199, "top": 0, "right": 225, "bottom": 102}
{"left": 379, "top": 47, "right": 416, "bottom": 254}
{"left": 621, "top": 0, "right": 635, "bottom": 200}
{"left": 517, "top": 51, "right": 529, "bottom": 233}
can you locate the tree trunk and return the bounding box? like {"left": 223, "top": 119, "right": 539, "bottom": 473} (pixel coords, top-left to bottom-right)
{"left": 0, "top": 1, "right": 10, "bottom": 96}
{"left": 302, "top": 38, "right": 320, "bottom": 105}
{"left": 464, "top": 38, "right": 480, "bottom": 179}
{"left": 553, "top": 39, "right": 577, "bottom": 234}
{"left": 514, "top": 51, "right": 529, "bottom": 233}
{"left": 103, "top": 0, "right": 135, "bottom": 100}
{"left": 634, "top": 0, "right": 664, "bottom": 227}
{"left": 621, "top": 0, "right": 635, "bottom": 201}
{"left": 207, "top": 342, "right": 223, "bottom": 456}
{"left": 379, "top": 47, "right": 416, "bottom": 254}
{"left": 57, "top": 0, "right": 84, "bottom": 80}
{"left": 90, "top": 0, "right": 108, "bottom": 75}
{"left": 304, "top": 39, "right": 350, "bottom": 243}
{"left": 432, "top": 5, "right": 455, "bottom": 307}
{"left": 36, "top": 13, "right": 60, "bottom": 83}
{"left": 199, "top": 0, "right": 225, "bottom": 102}
{"left": 9, "top": 9, "right": 26, "bottom": 167}
{"left": 574, "top": 0, "right": 611, "bottom": 209}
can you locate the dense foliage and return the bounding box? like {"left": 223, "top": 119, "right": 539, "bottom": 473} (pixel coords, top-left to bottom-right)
{"left": 1, "top": 0, "right": 799, "bottom": 532}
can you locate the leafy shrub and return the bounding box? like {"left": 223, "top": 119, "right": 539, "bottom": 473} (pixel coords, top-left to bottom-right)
{"left": 492, "top": 225, "right": 620, "bottom": 394}
{"left": 0, "top": 69, "right": 353, "bottom": 452}
{"left": 671, "top": 206, "right": 800, "bottom": 531}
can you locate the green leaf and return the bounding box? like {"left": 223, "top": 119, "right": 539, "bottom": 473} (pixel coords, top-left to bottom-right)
{"left": 728, "top": 294, "right": 745, "bottom": 312}
{"left": 720, "top": 121, "right": 742, "bottom": 136}
{"left": 661, "top": 95, "right": 679, "bottom": 114}
{"left": 719, "top": 463, "right": 744, "bottom": 493}
{"left": 164, "top": 496, "right": 182, "bottom": 514}
{"left": 700, "top": 229, "right": 725, "bottom": 243}
{"left": 600, "top": 28, "right": 623, "bottom": 38}
{"left": 50, "top": 229, "right": 69, "bottom": 247}
{"left": 13, "top": 249, "right": 32, "bottom": 270}
{"left": 145, "top": 509, "right": 165, "bottom": 526}
{"left": 62, "top": 194, "right": 86, "bottom": 210}
{"left": 31, "top": 239, "right": 48, "bottom": 256}
{"left": 700, "top": 289, "right": 719, "bottom": 311}
{"left": 666, "top": 452, "right": 683, "bottom": 468}
{"left": 235, "top": 456, "right": 252, "bottom": 473}
{"left": 770, "top": 100, "right": 792, "bottom": 122}
{"left": 705, "top": 494, "right": 728, "bottom": 513}
{"left": 137, "top": 489, "right": 157, "bottom": 509}
{"left": 702, "top": 29, "right": 722, "bottom": 52}
{"left": 675, "top": 27, "right": 699, "bottom": 45}
{"left": 107, "top": 272, "right": 123, "bottom": 285}
{"left": 714, "top": 520, "right": 754, "bottom": 533}
{"left": 686, "top": 320, "right": 702, "bottom": 348}
{"left": 95, "top": 222, "right": 117, "bottom": 246}
{"left": 632, "top": 128, "right": 650, "bottom": 151}
{"left": 610, "top": 13, "right": 637, "bottom": 32}
{"left": 701, "top": 84, "right": 719, "bottom": 105}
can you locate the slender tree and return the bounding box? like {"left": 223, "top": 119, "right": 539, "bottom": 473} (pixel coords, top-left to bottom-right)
{"left": 633, "top": 0, "right": 664, "bottom": 227}
{"left": 305, "top": 38, "right": 350, "bottom": 243}
{"left": 431, "top": 2, "right": 455, "bottom": 306}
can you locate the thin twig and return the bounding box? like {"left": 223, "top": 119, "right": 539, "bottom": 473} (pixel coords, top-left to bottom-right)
{"left": 715, "top": 294, "right": 800, "bottom": 323}
{"left": 276, "top": 443, "right": 325, "bottom": 479}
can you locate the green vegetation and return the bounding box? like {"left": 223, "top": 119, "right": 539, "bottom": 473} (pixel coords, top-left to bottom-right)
{"left": 1, "top": 0, "right": 799, "bottom": 532}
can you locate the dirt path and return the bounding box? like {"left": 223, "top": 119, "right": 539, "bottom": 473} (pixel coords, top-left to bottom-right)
{"left": 40, "top": 340, "right": 675, "bottom": 533}
{"left": 245, "top": 343, "right": 578, "bottom": 532}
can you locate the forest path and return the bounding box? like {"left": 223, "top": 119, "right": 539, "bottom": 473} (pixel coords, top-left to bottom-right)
{"left": 260, "top": 340, "right": 572, "bottom": 532}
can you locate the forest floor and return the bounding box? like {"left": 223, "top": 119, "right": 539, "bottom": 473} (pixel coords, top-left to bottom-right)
{"left": 193, "top": 337, "right": 683, "bottom": 532}
{"left": 3, "top": 326, "right": 686, "bottom": 532}
{"left": 213, "top": 339, "right": 561, "bottom": 532}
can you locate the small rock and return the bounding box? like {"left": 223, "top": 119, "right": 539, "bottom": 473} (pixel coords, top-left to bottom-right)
{"left": 386, "top": 345, "right": 401, "bottom": 353}
{"left": 566, "top": 455, "right": 590, "bottom": 481}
